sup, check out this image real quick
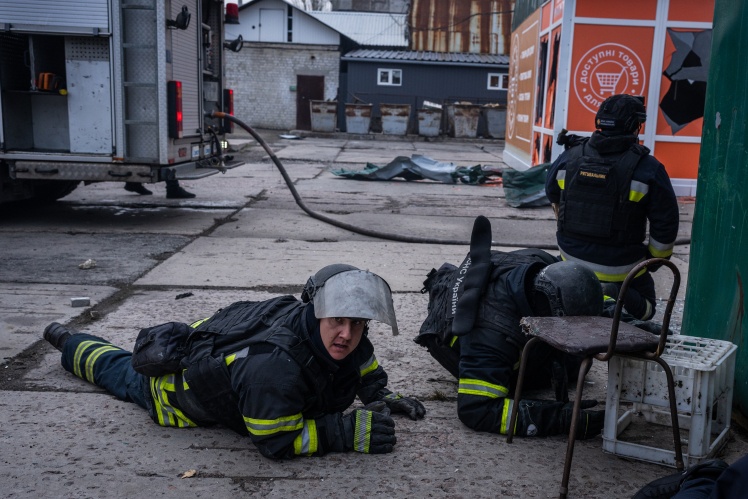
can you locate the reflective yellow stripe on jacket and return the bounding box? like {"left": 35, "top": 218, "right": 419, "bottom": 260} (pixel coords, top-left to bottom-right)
{"left": 458, "top": 378, "right": 508, "bottom": 398}
{"left": 189, "top": 317, "right": 210, "bottom": 328}
{"left": 293, "top": 419, "right": 319, "bottom": 456}
{"left": 629, "top": 180, "right": 649, "bottom": 202}
{"left": 150, "top": 374, "right": 197, "bottom": 428}
{"left": 245, "top": 413, "right": 304, "bottom": 436}
{"left": 360, "top": 354, "right": 379, "bottom": 377}
{"left": 555, "top": 170, "right": 566, "bottom": 190}
{"left": 648, "top": 235, "right": 674, "bottom": 259}
{"left": 559, "top": 252, "right": 648, "bottom": 282}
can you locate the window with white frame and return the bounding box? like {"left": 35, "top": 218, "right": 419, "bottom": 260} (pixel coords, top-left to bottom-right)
{"left": 378, "top": 68, "right": 402, "bottom": 86}
{"left": 488, "top": 73, "right": 509, "bottom": 90}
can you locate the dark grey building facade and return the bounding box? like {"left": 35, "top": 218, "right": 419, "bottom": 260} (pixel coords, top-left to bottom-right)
{"left": 340, "top": 49, "right": 509, "bottom": 134}
{"left": 330, "top": 0, "right": 409, "bottom": 12}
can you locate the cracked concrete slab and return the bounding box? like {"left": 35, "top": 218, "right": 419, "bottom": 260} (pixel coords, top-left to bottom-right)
{"left": 6, "top": 287, "right": 739, "bottom": 499}
{"left": 209, "top": 208, "right": 559, "bottom": 248}
{"left": 0, "top": 283, "right": 118, "bottom": 361}
{"left": 0, "top": 232, "right": 191, "bottom": 285}
{"left": 134, "top": 237, "right": 468, "bottom": 291}
{"left": 0, "top": 204, "right": 231, "bottom": 235}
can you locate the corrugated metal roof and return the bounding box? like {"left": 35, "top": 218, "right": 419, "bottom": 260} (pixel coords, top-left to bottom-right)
{"left": 342, "top": 49, "right": 509, "bottom": 66}
{"left": 308, "top": 11, "right": 408, "bottom": 47}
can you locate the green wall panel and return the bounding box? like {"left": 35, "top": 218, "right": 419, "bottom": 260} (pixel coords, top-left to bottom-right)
{"left": 682, "top": 0, "right": 748, "bottom": 418}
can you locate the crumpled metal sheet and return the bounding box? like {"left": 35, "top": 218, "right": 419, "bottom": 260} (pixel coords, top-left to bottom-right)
{"left": 503, "top": 163, "right": 551, "bottom": 207}
{"left": 331, "top": 154, "right": 502, "bottom": 185}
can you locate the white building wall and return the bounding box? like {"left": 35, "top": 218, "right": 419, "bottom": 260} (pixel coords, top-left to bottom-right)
{"left": 227, "top": 43, "right": 340, "bottom": 130}
{"left": 294, "top": 9, "right": 340, "bottom": 43}
{"left": 226, "top": 0, "right": 340, "bottom": 44}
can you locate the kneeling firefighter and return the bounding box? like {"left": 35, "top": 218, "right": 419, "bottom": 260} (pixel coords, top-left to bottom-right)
{"left": 546, "top": 94, "right": 679, "bottom": 321}
{"left": 415, "top": 216, "right": 605, "bottom": 439}
{"left": 44, "top": 264, "right": 425, "bottom": 459}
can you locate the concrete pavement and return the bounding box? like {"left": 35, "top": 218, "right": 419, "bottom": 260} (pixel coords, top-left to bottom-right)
{"left": 1, "top": 130, "right": 738, "bottom": 499}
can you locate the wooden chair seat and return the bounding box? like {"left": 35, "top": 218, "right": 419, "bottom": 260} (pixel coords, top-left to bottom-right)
{"left": 519, "top": 316, "right": 659, "bottom": 355}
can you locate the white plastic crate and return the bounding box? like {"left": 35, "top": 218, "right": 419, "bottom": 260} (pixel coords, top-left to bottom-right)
{"left": 602, "top": 335, "right": 737, "bottom": 468}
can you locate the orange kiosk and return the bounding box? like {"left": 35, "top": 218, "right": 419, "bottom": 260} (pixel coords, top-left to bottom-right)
{"left": 505, "top": 0, "right": 714, "bottom": 196}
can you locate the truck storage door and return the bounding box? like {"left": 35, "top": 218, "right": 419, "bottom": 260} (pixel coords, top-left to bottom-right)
{"left": 66, "top": 37, "right": 113, "bottom": 154}
{"left": 0, "top": 0, "right": 109, "bottom": 35}
{"left": 170, "top": 0, "right": 200, "bottom": 137}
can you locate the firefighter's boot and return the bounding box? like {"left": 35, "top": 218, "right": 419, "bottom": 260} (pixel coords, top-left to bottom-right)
{"left": 165, "top": 179, "right": 195, "bottom": 199}
{"left": 44, "top": 322, "right": 78, "bottom": 352}
{"left": 125, "top": 182, "right": 153, "bottom": 195}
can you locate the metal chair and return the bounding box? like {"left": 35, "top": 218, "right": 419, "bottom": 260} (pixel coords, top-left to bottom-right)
{"left": 506, "top": 258, "right": 684, "bottom": 499}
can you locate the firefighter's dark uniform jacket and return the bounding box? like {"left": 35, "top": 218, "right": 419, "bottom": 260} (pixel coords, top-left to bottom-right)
{"left": 545, "top": 131, "right": 679, "bottom": 282}
{"left": 416, "top": 250, "right": 553, "bottom": 434}
{"left": 148, "top": 298, "right": 391, "bottom": 459}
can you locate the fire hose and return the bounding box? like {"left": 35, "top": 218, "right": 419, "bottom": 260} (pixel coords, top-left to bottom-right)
{"left": 210, "top": 111, "right": 691, "bottom": 248}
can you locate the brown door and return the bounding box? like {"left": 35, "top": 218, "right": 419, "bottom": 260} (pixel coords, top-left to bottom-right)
{"left": 296, "top": 75, "right": 324, "bottom": 130}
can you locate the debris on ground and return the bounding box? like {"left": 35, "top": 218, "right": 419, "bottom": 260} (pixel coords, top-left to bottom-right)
{"left": 180, "top": 469, "right": 198, "bottom": 479}
{"left": 70, "top": 297, "right": 90, "bottom": 308}
{"left": 503, "top": 162, "right": 552, "bottom": 207}
{"left": 331, "top": 155, "right": 502, "bottom": 185}
{"left": 78, "top": 259, "right": 97, "bottom": 270}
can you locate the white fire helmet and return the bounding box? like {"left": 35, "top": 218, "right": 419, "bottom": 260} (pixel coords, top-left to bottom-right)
{"left": 301, "top": 264, "right": 399, "bottom": 335}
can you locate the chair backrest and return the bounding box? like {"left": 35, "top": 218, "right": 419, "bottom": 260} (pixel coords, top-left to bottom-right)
{"left": 600, "top": 258, "right": 680, "bottom": 361}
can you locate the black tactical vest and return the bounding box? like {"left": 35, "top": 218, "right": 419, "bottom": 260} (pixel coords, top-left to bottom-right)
{"left": 557, "top": 139, "right": 649, "bottom": 245}
{"left": 181, "top": 296, "right": 328, "bottom": 434}
{"left": 416, "top": 250, "right": 545, "bottom": 346}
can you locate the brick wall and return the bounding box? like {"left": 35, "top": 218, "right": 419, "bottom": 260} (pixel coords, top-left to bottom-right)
{"left": 226, "top": 43, "right": 340, "bottom": 130}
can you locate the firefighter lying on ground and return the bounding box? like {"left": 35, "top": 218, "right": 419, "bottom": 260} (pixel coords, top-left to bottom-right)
{"left": 44, "top": 264, "right": 425, "bottom": 459}
{"left": 546, "top": 93, "right": 679, "bottom": 321}
{"left": 415, "top": 216, "right": 605, "bottom": 439}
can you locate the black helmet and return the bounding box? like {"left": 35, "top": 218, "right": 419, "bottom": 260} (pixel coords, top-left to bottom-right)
{"left": 595, "top": 94, "right": 647, "bottom": 134}
{"left": 301, "top": 264, "right": 359, "bottom": 302}
{"left": 530, "top": 261, "right": 602, "bottom": 317}
{"left": 301, "top": 264, "right": 399, "bottom": 335}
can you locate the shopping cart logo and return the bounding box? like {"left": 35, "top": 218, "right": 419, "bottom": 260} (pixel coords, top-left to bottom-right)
{"left": 574, "top": 43, "right": 646, "bottom": 113}
{"left": 596, "top": 70, "right": 625, "bottom": 94}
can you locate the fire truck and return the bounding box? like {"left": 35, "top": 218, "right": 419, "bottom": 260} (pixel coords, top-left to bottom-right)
{"left": 0, "top": 0, "right": 243, "bottom": 203}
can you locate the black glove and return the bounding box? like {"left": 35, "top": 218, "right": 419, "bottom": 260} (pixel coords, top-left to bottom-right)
{"left": 645, "top": 253, "right": 666, "bottom": 273}
{"left": 602, "top": 303, "right": 673, "bottom": 336}
{"left": 342, "top": 402, "right": 396, "bottom": 454}
{"left": 362, "top": 400, "right": 391, "bottom": 416}
{"left": 382, "top": 392, "right": 426, "bottom": 420}
{"left": 516, "top": 399, "right": 604, "bottom": 440}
